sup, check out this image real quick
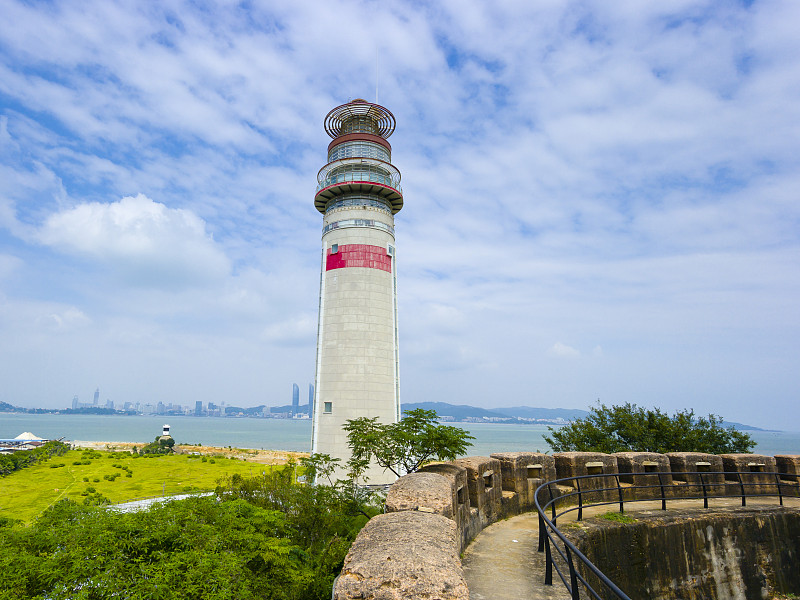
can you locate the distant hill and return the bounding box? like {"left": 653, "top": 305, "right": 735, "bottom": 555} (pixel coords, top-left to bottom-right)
{"left": 402, "top": 402, "right": 588, "bottom": 422}
{"left": 402, "top": 402, "right": 509, "bottom": 420}
{"left": 0, "top": 401, "right": 19, "bottom": 412}
{"left": 269, "top": 404, "right": 310, "bottom": 414}
{"left": 493, "top": 406, "right": 590, "bottom": 420}
{"left": 726, "top": 421, "right": 767, "bottom": 432}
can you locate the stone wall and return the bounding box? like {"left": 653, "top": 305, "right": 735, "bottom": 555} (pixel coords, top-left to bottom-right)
{"left": 568, "top": 506, "right": 800, "bottom": 600}
{"left": 334, "top": 451, "right": 800, "bottom": 600}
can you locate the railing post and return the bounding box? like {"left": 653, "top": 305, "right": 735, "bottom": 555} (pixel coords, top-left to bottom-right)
{"left": 775, "top": 473, "right": 783, "bottom": 506}
{"left": 538, "top": 512, "right": 546, "bottom": 552}
{"left": 566, "top": 545, "right": 580, "bottom": 600}
{"left": 658, "top": 472, "right": 666, "bottom": 511}
{"left": 576, "top": 477, "right": 583, "bottom": 522}
{"left": 737, "top": 471, "right": 746, "bottom": 507}
{"left": 616, "top": 474, "right": 624, "bottom": 514}
{"left": 700, "top": 472, "right": 708, "bottom": 509}
{"left": 544, "top": 532, "right": 553, "bottom": 586}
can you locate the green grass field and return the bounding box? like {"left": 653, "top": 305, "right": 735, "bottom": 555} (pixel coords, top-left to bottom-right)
{"left": 0, "top": 449, "right": 279, "bottom": 522}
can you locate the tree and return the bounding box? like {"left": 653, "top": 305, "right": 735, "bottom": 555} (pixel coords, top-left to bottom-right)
{"left": 544, "top": 402, "right": 755, "bottom": 454}
{"left": 138, "top": 436, "right": 175, "bottom": 455}
{"left": 343, "top": 408, "right": 474, "bottom": 479}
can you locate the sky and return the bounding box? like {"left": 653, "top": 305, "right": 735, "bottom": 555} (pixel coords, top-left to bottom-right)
{"left": 0, "top": 0, "right": 798, "bottom": 429}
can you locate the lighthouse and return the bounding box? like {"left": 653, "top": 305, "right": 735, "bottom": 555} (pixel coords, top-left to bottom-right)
{"left": 310, "top": 99, "right": 402, "bottom": 484}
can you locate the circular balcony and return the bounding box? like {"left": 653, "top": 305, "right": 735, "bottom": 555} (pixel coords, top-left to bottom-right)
{"left": 314, "top": 158, "right": 403, "bottom": 214}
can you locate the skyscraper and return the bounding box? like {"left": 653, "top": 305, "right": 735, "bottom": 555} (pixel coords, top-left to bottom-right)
{"left": 310, "top": 99, "right": 402, "bottom": 484}
{"left": 292, "top": 383, "right": 300, "bottom": 416}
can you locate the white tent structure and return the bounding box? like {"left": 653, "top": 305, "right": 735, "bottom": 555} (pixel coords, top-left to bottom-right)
{"left": 14, "top": 432, "right": 44, "bottom": 440}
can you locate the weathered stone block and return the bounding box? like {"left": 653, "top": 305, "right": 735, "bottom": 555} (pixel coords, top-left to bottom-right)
{"left": 500, "top": 490, "right": 520, "bottom": 517}
{"left": 554, "top": 452, "right": 619, "bottom": 503}
{"left": 666, "top": 452, "right": 724, "bottom": 497}
{"left": 386, "top": 472, "right": 454, "bottom": 518}
{"left": 334, "top": 511, "right": 469, "bottom": 600}
{"left": 613, "top": 452, "right": 672, "bottom": 500}
{"left": 419, "top": 462, "right": 472, "bottom": 549}
{"left": 490, "top": 452, "right": 556, "bottom": 513}
{"left": 453, "top": 456, "right": 502, "bottom": 528}
{"left": 775, "top": 455, "right": 800, "bottom": 497}
{"left": 719, "top": 453, "right": 778, "bottom": 495}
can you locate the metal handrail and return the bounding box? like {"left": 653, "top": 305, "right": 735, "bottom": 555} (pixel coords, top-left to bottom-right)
{"left": 534, "top": 470, "right": 799, "bottom": 599}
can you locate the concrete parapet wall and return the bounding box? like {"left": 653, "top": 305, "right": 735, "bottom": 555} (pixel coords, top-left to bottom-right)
{"left": 554, "top": 452, "right": 619, "bottom": 503}
{"left": 335, "top": 449, "right": 799, "bottom": 600}
{"left": 775, "top": 455, "right": 800, "bottom": 497}
{"left": 667, "top": 452, "right": 725, "bottom": 497}
{"left": 453, "top": 456, "right": 502, "bottom": 529}
{"left": 418, "top": 462, "right": 471, "bottom": 548}
{"left": 490, "top": 452, "right": 556, "bottom": 514}
{"left": 385, "top": 472, "right": 454, "bottom": 518}
{"left": 614, "top": 452, "right": 673, "bottom": 500}
{"left": 719, "top": 453, "right": 778, "bottom": 495}
{"left": 334, "top": 511, "right": 469, "bottom": 600}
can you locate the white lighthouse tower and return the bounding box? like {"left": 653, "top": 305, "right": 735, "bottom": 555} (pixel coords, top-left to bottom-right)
{"left": 310, "top": 99, "right": 402, "bottom": 484}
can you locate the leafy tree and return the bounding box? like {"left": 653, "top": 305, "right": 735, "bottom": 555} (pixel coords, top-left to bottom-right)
{"left": 544, "top": 402, "right": 755, "bottom": 454}
{"left": 343, "top": 408, "right": 475, "bottom": 479}
{"left": 138, "top": 435, "right": 175, "bottom": 455}
{"left": 216, "top": 460, "right": 380, "bottom": 598}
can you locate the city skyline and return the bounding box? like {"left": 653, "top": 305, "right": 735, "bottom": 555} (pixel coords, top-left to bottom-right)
{"left": 0, "top": 2, "right": 798, "bottom": 430}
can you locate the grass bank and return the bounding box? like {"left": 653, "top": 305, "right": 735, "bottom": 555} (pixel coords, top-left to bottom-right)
{"left": 0, "top": 447, "right": 297, "bottom": 522}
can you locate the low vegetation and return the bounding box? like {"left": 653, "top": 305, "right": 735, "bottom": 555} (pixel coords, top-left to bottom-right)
{"left": 0, "top": 459, "right": 379, "bottom": 600}
{"left": 598, "top": 511, "right": 637, "bottom": 524}
{"left": 0, "top": 447, "right": 269, "bottom": 522}
{"left": 0, "top": 440, "right": 69, "bottom": 476}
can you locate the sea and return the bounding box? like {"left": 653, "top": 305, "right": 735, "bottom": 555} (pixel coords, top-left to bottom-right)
{"left": 2, "top": 413, "right": 799, "bottom": 457}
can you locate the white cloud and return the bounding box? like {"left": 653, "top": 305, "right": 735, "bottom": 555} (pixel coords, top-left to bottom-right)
{"left": 0, "top": 0, "right": 798, "bottom": 427}
{"left": 34, "top": 307, "right": 91, "bottom": 332}
{"left": 548, "top": 342, "right": 581, "bottom": 359}
{"left": 38, "top": 194, "right": 230, "bottom": 289}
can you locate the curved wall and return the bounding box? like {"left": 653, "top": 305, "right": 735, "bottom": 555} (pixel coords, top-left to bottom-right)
{"left": 333, "top": 452, "right": 800, "bottom": 600}
{"left": 569, "top": 507, "right": 800, "bottom": 599}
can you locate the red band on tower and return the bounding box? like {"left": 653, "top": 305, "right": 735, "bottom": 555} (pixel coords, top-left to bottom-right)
{"left": 326, "top": 244, "right": 392, "bottom": 273}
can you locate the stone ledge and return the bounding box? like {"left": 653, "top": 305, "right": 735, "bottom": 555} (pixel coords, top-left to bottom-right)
{"left": 335, "top": 511, "right": 469, "bottom": 600}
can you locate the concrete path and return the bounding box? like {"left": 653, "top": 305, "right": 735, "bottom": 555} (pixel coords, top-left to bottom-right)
{"left": 461, "top": 512, "right": 569, "bottom": 600}
{"left": 462, "top": 497, "right": 800, "bottom": 600}
{"left": 110, "top": 492, "right": 213, "bottom": 513}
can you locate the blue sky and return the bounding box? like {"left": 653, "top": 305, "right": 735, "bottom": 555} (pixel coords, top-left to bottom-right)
{"left": 1, "top": 1, "right": 798, "bottom": 429}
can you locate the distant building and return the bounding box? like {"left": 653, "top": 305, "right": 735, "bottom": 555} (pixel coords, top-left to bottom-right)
{"left": 93, "top": 388, "right": 100, "bottom": 406}
{"left": 72, "top": 395, "right": 79, "bottom": 410}
{"left": 195, "top": 400, "right": 203, "bottom": 416}
{"left": 292, "top": 383, "right": 300, "bottom": 416}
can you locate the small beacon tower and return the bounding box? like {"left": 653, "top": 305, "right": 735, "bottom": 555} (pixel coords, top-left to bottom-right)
{"left": 311, "top": 100, "right": 402, "bottom": 484}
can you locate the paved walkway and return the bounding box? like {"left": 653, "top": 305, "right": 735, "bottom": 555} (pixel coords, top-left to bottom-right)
{"left": 461, "top": 497, "right": 800, "bottom": 600}
{"left": 462, "top": 511, "right": 569, "bottom": 600}
{"left": 110, "top": 492, "right": 213, "bottom": 513}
